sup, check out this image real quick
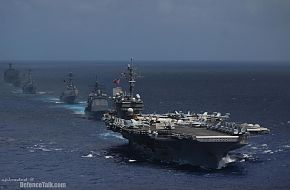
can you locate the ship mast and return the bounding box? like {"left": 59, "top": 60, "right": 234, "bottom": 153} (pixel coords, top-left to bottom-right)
{"left": 128, "top": 58, "right": 135, "bottom": 98}
{"left": 94, "top": 75, "right": 99, "bottom": 92}
{"left": 67, "top": 72, "right": 74, "bottom": 87}
{"left": 28, "top": 69, "right": 32, "bottom": 83}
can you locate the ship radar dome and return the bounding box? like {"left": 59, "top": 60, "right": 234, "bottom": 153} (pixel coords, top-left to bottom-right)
{"left": 128, "top": 108, "right": 134, "bottom": 113}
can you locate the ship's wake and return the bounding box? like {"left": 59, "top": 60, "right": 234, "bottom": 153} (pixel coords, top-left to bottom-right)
{"left": 98, "top": 132, "right": 125, "bottom": 140}
{"left": 36, "top": 91, "right": 54, "bottom": 95}
{"left": 11, "top": 89, "right": 23, "bottom": 94}
{"left": 61, "top": 104, "right": 86, "bottom": 115}
{"left": 217, "top": 155, "right": 237, "bottom": 169}
{"left": 42, "top": 96, "right": 87, "bottom": 115}
{"left": 27, "top": 142, "right": 63, "bottom": 153}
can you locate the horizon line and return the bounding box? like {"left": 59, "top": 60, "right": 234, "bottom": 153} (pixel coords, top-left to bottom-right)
{"left": 0, "top": 59, "right": 289, "bottom": 63}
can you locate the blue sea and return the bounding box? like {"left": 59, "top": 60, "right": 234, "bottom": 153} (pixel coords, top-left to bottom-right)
{"left": 0, "top": 61, "right": 290, "bottom": 190}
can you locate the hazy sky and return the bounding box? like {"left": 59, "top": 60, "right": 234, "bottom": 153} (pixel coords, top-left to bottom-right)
{"left": 0, "top": 0, "right": 290, "bottom": 61}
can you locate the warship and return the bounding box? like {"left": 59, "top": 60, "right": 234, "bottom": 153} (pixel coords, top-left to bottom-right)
{"left": 103, "top": 59, "right": 269, "bottom": 169}
{"left": 60, "top": 72, "right": 79, "bottom": 104}
{"left": 85, "top": 76, "right": 109, "bottom": 120}
{"left": 22, "top": 69, "right": 37, "bottom": 94}
{"left": 3, "top": 63, "right": 21, "bottom": 87}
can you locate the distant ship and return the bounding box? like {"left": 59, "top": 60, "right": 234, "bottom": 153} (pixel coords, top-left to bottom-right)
{"left": 60, "top": 72, "right": 79, "bottom": 104}
{"left": 3, "top": 63, "right": 21, "bottom": 87}
{"left": 103, "top": 59, "right": 269, "bottom": 169}
{"left": 22, "top": 69, "right": 37, "bottom": 94}
{"left": 85, "top": 76, "right": 109, "bottom": 120}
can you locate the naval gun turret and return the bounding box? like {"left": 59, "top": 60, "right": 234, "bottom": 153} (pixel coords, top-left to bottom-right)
{"left": 4, "top": 63, "right": 21, "bottom": 87}
{"left": 60, "top": 72, "right": 79, "bottom": 104}
{"left": 22, "top": 69, "right": 37, "bottom": 94}
{"left": 85, "top": 76, "right": 109, "bottom": 120}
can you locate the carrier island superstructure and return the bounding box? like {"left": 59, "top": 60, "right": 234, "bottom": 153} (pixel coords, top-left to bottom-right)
{"left": 103, "top": 59, "right": 269, "bottom": 169}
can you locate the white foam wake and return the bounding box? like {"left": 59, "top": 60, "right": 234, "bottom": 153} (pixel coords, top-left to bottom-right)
{"left": 217, "top": 154, "right": 237, "bottom": 169}
{"left": 82, "top": 154, "right": 93, "bottom": 158}
{"left": 99, "top": 132, "right": 124, "bottom": 140}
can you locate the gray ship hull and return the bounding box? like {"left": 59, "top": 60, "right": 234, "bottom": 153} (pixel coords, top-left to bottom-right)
{"left": 22, "top": 86, "right": 37, "bottom": 94}
{"left": 4, "top": 77, "right": 21, "bottom": 87}
{"left": 84, "top": 108, "right": 107, "bottom": 120}
{"left": 4, "top": 69, "right": 20, "bottom": 87}
{"left": 60, "top": 95, "right": 77, "bottom": 104}
{"left": 122, "top": 131, "right": 247, "bottom": 169}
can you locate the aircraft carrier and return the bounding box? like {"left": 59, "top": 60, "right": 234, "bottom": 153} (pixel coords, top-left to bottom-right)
{"left": 103, "top": 59, "right": 269, "bottom": 169}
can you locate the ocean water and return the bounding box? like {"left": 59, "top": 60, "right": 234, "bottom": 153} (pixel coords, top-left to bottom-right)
{"left": 0, "top": 61, "right": 290, "bottom": 190}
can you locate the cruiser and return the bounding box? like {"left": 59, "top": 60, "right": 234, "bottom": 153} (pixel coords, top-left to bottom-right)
{"left": 22, "top": 69, "right": 37, "bottom": 94}
{"left": 60, "top": 72, "right": 79, "bottom": 104}
{"left": 85, "top": 76, "right": 109, "bottom": 120}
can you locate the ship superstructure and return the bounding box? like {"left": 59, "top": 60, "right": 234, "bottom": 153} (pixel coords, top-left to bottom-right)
{"left": 112, "top": 58, "right": 144, "bottom": 119}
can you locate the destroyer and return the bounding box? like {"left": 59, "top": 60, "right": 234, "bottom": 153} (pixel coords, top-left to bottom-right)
{"left": 60, "top": 72, "right": 79, "bottom": 104}
{"left": 103, "top": 59, "right": 269, "bottom": 169}
{"left": 22, "top": 69, "right": 37, "bottom": 94}
{"left": 3, "top": 63, "right": 21, "bottom": 87}
{"left": 85, "top": 76, "right": 109, "bottom": 120}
